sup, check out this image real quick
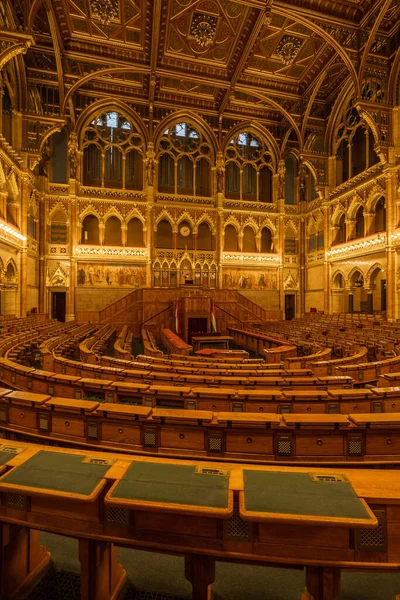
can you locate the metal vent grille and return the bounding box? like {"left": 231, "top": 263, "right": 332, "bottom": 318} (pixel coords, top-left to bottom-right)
{"left": 358, "top": 371, "right": 364, "bottom": 381}
{"left": 6, "top": 493, "right": 26, "bottom": 510}
{"left": 231, "top": 402, "right": 243, "bottom": 412}
{"left": 0, "top": 408, "right": 7, "bottom": 422}
{"left": 310, "top": 474, "right": 348, "bottom": 483}
{"left": 277, "top": 434, "right": 292, "bottom": 456}
{"left": 357, "top": 511, "right": 386, "bottom": 552}
{"left": 106, "top": 392, "right": 114, "bottom": 403}
{"left": 373, "top": 401, "right": 383, "bottom": 413}
{"left": 224, "top": 508, "right": 253, "bottom": 541}
{"left": 143, "top": 428, "right": 157, "bottom": 447}
{"left": 196, "top": 466, "right": 228, "bottom": 476}
{"left": 186, "top": 400, "right": 197, "bottom": 410}
{"left": 348, "top": 434, "right": 363, "bottom": 456}
{"left": 39, "top": 413, "right": 50, "bottom": 432}
{"left": 87, "top": 422, "right": 99, "bottom": 440}
{"left": 27, "top": 379, "right": 32, "bottom": 389}
{"left": 48, "top": 385, "right": 54, "bottom": 396}
{"left": 143, "top": 397, "right": 153, "bottom": 407}
{"left": 74, "top": 389, "right": 81, "bottom": 400}
{"left": 208, "top": 435, "right": 223, "bottom": 452}
{"left": 279, "top": 404, "right": 291, "bottom": 414}
{"left": 327, "top": 403, "right": 339, "bottom": 414}
{"left": 106, "top": 506, "right": 129, "bottom": 526}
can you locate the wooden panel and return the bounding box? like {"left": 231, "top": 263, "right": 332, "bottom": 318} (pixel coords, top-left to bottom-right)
{"left": 258, "top": 523, "right": 349, "bottom": 548}
{"left": 160, "top": 428, "right": 205, "bottom": 450}
{"left": 225, "top": 432, "right": 273, "bottom": 454}
{"left": 197, "top": 400, "right": 231, "bottom": 411}
{"left": 387, "top": 505, "right": 400, "bottom": 562}
{"left": 51, "top": 415, "right": 85, "bottom": 437}
{"left": 244, "top": 402, "right": 278, "bottom": 412}
{"left": 365, "top": 434, "right": 400, "bottom": 456}
{"left": 51, "top": 384, "right": 75, "bottom": 398}
{"left": 294, "top": 434, "right": 345, "bottom": 456}
{"left": 134, "top": 511, "right": 217, "bottom": 538}
{"left": 292, "top": 403, "right": 326, "bottom": 413}
{"left": 101, "top": 423, "right": 141, "bottom": 445}
{"left": 8, "top": 407, "right": 37, "bottom": 429}
{"left": 340, "top": 401, "right": 371, "bottom": 414}
{"left": 384, "top": 400, "right": 400, "bottom": 412}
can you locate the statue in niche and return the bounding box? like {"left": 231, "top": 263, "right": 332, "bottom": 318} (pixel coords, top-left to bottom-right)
{"left": 38, "top": 140, "right": 51, "bottom": 177}
{"left": 68, "top": 132, "right": 79, "bottom": 179}
{"left": 145, "top": 142, "right": 156, "bottom": 186}
{"left": 298, "top": 163, "right": 307, "bottom": 202}
{"left": 215, "top": 151, "right": 225, "bottom": 194}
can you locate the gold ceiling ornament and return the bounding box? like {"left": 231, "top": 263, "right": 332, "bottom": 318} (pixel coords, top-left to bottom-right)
{"left": 190, "top": 14, "right": 218, "bottom": 48}
{"left": 90, "top": 0, "right": 119, "bottom": 25}
{"left": 275, "top": 35, "right": 302, "bottom": 66}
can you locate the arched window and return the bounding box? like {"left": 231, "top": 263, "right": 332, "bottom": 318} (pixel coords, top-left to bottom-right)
{"left": 336, "top": 214, "right": 346, "bottom": 244}
{"left": 284, "top": 156, "right": 296, "bottom": 204}
{"left": 81, "top": 215, "right": 99, "bottom": 245}
{"left": 50, "top": 210, "right": 67, "bottom": 244}
{"left": 317, "top": 229, "right": 324, "bottom": 250}
{"left": 197, "top": 222, "right": 213, "bottom": 250}
{"left": 127, "top": 218, "right": 144, "bottom": 247}
{"left": 374, "top": 197, "right": 386, "bottom": 233}
{"left": 261, "top": 227, "right": 273, "bottom": 253}
{"left": 284, "top": 228, "right": 296, "bottom": 254}
{"left": 224, "top": 225, "right": 238, "bottom": 251}
{"left": 104, "top": 216, "right": 122, "bottom": 246}
{"left": 355, "top": 206, "right": 364, "bottom": 239}
{"left": 157, "top": 121, "right": 213, "bottom": 197}
{"left": 156, "top": 220, "right": 173, "bottom": 248}
{"left": 242, "top": 226, "right": 256, "bottom": 252}
{"left": 81, "top": 111, "right": 144, "bottom": 189}
{"left": 351, "top": 127, "right": 367, "bottom": 177}
{"left": 5, "top": 263, "right": 16, "bottom": 284}
{"left": 225, "top": 131, "right": 273, "bottom": 202}
{"left": 2, "top": 85, "right": 12, "bottom": 145}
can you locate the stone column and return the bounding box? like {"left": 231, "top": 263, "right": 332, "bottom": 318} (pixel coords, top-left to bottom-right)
{"left": 19, "top": 177, "right": 30, "bottom": 317}
{"left": 67, "top": 185, "right": 77, "bottom": 321}
{"left": 385, "top": 171, "right": 396, "bottom": 321}
{"left": 99, "top": 223, "right": 105, "bottom": 245}
{"left": 299, "top": 216, "right": 306, "bottom": 316}
{"left": 38, "top": 194, "right": 46, "bottom": 314}
{"left": 346, "top": 219, "right": 355, "bottom": 241}
{"left": 121, "top": 224, "right": 127, "bottom": 247}
{"left": 366, "top": 290, "right": 373, "bottom": 314}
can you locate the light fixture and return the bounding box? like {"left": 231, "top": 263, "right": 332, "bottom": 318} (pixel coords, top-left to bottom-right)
{"left": 90, "top": 0, "right": 119, "bottom": 25}
{"left": 191, "top": 13, "right": 218, "bottom": 48}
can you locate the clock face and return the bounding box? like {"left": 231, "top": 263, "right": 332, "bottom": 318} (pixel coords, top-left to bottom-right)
{"left": 180, "top": 225, "right": 191, "bottom": 237}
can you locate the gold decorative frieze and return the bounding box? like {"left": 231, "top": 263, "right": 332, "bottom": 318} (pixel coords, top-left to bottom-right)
{"left": 48, "top": 245, "right": 68, "bottom": 255}
{"left": 326, "top": 233, "right": 386, "bottom": 259}
{"left": 80, "top": 188, "right": 146, "bottom": 201}
{"left": 0, "top": 221, "right": 26, "bottom": 243}
{"left": 222, "top": 252, "right": 280, "bottom": 264}
{"left": 156, "top": 194, "right": 214, "bottom": 206}
{"left": 75, "top": 246, "right": 147, "bottom": 260}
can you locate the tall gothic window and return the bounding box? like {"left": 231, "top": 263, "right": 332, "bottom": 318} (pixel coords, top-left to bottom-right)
{"left": 82, "top": 111, "right": 144, "bottom": 189}
{"left": 157, "top": 122, "right": 212, "bottom": 197}
{"left": 225, "top": 132, "right": 273, "bottom": 202}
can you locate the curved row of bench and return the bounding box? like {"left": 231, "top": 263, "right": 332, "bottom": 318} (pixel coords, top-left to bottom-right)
{"left": 1, "top": 389, "right": 400, "bottom": 463}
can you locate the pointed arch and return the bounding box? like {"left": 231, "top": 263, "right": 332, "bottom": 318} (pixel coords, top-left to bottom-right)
{"left": 366, "top": 262, "right": 385, "bottom": 288}
{"left": 223, "top": 122, "right": 279, "bottom": 170}
{"left": 154, "top": 111, "right": 217, "bottom": 156}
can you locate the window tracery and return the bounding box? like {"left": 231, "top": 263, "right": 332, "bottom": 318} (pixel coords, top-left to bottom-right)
{"left": 81, "top": 110, "right": 144, "bottom": 190}
{"left": 157, "top": 121, "right": 212, "bottom": 197}
{"left": 225, "top": 132, "right": 273, "bottom": 202}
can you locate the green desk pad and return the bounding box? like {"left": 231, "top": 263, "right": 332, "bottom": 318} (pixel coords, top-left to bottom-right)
{"left": 243, "top": 471, "right": 371, "bottom": 520}
{"left": 0, "top": 451, "right": 110, "bottom": 496}
{"left": 0, "top": 451, "right": 21, "bottom": 466}
{"left": 110, "top": 462, "right": 229, "bottom": 508}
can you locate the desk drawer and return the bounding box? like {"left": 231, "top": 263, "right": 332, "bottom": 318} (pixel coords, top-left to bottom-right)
{"left": 384, "top": 400, "right": 400, "bottom": 412}
{"left": 365, "top": 434, "right": 400, "bottom": 456}
{"left": 101, "top": 422, "right": 141, "bottom": 445}
{"left": 292, "top": 403, "right": 326, "bottom": 414}
{"left": 8, "top": 406, "right": 37, "bottom": 429}
{"left": 225, "top": 432, "right": 273, "bottom": 455}
{"left": 52, "top": 415, "right": 85, "bottom": 437}
{"left": 295, "top": 434, "right": 345, "bottom": 456}
{"left": 197, "top": 400, "right": 231, "bottom": 411}
{"left": 244, "top": 402, "right": 278, "bottom": 413}
{"left": 340, "top": 401, "right": 371, "bottom": 413}
{"left": 160, "top": 428, "right": 205, "bottom": 451}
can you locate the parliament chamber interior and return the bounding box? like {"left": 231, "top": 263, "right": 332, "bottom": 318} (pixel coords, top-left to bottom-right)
{"left": 0, "top": 0, "right": 400, "bottom": 599}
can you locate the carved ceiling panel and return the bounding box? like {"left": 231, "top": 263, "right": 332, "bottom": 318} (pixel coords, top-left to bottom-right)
{"left": 163, "top": 0, "right": 251, "bottom": 68}
{"left": 67, "top": 0, "right": 144, "bottom": 47}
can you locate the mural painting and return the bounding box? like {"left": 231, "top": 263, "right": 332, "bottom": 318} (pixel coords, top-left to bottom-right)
{"left": 222, "top": 268, "right": 277, "bottom": 290}
{"left": 77, "top": 263, "right": 146, "bottom": 287}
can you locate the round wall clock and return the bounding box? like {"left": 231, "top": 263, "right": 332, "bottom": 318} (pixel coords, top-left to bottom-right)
{"left": 180, "top": 225, "right": 191, "bottom": 236}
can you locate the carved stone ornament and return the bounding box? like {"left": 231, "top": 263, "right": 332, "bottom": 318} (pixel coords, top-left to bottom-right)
{"left": 90, "top": 0, "right": 119, "bottom": 25}
{"left": 47, "top": 263, "right": 70, "bottom": 288}
{"left": 67, "top": 132, "right": 79, "bottom": 179}
{"left": 284, "top": 271, "right": 298, "bottom": 290}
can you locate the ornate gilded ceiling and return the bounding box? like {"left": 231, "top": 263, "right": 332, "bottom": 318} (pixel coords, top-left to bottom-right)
{"left": 2, "top": 0, "right": 400, "bottom": 150}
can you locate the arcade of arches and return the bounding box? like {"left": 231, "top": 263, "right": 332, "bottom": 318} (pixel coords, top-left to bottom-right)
{"left": 0, "top": 0, "right": 399, "bottom": 323}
